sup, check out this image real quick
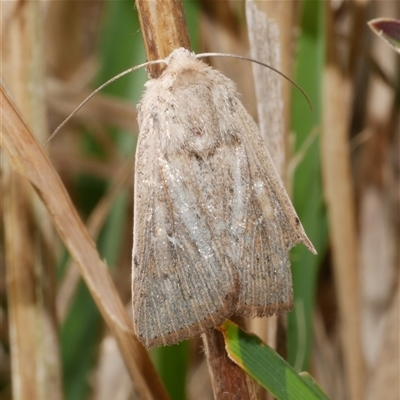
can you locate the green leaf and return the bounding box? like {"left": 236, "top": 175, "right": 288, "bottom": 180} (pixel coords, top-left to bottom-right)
{"left": 288, "top": 0, "right": 328, "bottom": 371}
{"left": 220, "top": 321, "right": 330, "bottom": 400}
{"left": 299, "top": 372, "right": 330, "bottom": 399}
{"left": 151, "top": 341, "right": 190, "bottom": 400}
{"left": 61, "top": 282, "right": 101, "bottom": 400}
{"left": 368, "top": 18, "right": 400, "bottom": 53}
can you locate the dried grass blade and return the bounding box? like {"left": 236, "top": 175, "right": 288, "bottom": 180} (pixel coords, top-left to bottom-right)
{"left": 57, "top": 157, "right": 134, "bottom": 322}
{"left": 246, "top": 0, "right": 285, "bottom": 178}
{"left": 321, "top": 64, "right": 365, "bottom": 400}
{"left": 3, "top": 166, "right": 63, "bottom": 400}
{"left": 0, "top": 85, "right": 168, "bottom": 400}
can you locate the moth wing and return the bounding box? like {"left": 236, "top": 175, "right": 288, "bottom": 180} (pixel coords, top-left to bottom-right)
{"left": 132, "top": 123, "right": 243, "bottom": 348}
{"left": 233, "top": 101, "right": 316, "bottom": 317}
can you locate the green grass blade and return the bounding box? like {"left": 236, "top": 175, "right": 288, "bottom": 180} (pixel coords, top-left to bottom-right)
{"left": 151, "top": 341, "right": 190, "bottom": 400}
{"left": 299, "top": 372, "right": 330, "bottom": 399}
{"left": 61, "top": 283, "right": 101, "bottom": 400}
{"left": 220, "top": 321, "right": 329, "bottom": 400}
{"left": 288, "top": 0, "right": 328, "bottom": 371}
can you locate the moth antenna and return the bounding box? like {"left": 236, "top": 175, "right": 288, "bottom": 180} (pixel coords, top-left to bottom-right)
{"left": 196, "top": 52, "right": 312, "bottom": 111}
{"left": 45, "top": 59, "right": 167, "bottom": 147}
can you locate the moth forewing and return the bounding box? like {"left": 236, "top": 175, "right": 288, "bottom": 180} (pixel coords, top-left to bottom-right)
{"left": 132, "top": 48, "right": 315, "bottom": 348}
{"left": 132, "top": 52, "right": 242, "bottom": 348}
{"left": 132, "top": 141, "right": 240, "bottom": 348}
{"left": 236, "top": 99, "right": 316, "bottom": 252}
{"left": 231, "top": 100, "right": 316, "bottom": 318}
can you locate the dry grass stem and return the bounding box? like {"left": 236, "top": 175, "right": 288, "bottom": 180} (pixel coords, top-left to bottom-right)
{"left": 246, "top": 0, "right": 285, "bottom": 179}
{"left": 135, "top": 0, "right": 191, "bottom": 76}
{"left": 322, "top": 50, "right": 365, "bottom": 400}
{"left": 202, "top": 328, "right": 258, "bottom": 400}
{"left": 312, "top": 309, "right": 345, "bottom": 400}
{"left": 250, "top": 0, "right": 296, "bottom": 132}
{"left": 57, "top": 157, "right": 134, "bottom": 322}
{"left": 366, "top": 287, "right": 399, "bottom": 400}
{"left": 2, "top": 3, "right": 62, "bottom": 399}
{"left": 1, "top": 86, "right": 168, "bottom": 400}
{"left": 92, "top": 332, "right": 134, "bottom": 400}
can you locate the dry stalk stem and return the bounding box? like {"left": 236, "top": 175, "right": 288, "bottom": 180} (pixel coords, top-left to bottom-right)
{"left": 3, "top": 171, "right": 52, "bottom": 400}
{"left": 57, "top": 157, "right": 134, "bottom": 322}
{"left": 322, "top": 9, "right": 365, "bottom": 399}
{"left": 134, "top": 0, "right": 258, "bottom": 398}
{"left": 135, "top": 0, "right": 191, "bottom": 77}
{"left": 322, "top": 66, "right": 365, "bottom": 400}
{"left": 366, "top": 287, "right": 399, "bottom": 400}
{"left": 0, "top": 85, "right": 168, "bottom": 400}
{"left": 202, "top": 327, "right": 258, "bottom": 400}
{"left": 2, "top": 2, "right": 62, "bottom": 399}
{"left": 246, "top": 0, "right": 285, "bottom": 180}
{"left": 248, "top": 0, "right": 295, "bottom": 170}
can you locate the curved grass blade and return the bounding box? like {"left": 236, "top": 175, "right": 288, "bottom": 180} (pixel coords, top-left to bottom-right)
{"left": 219, "top": 321, "right": 329, "bottom": 400}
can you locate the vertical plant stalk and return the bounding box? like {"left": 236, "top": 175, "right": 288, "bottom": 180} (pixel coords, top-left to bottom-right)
{"left": 202, "top": 323, "right": 258, "bottom": 400}
{"left": 366, "top": 287, "right": 399, "bottom": 400}
{"left": 134, "top": 0, "right": 258, "bottom": 398}
{"left": 248, "top": 1, "right": 295, "bottom": 143}
{"left": 321, "top": 7, "right": 365, "bottom": 400}
{"left": 2, "top": 2, "right": 63, "bottom": 399}
{"left": 135, "top": 0, "right": 191, "bottom": 77}
{"left": 321, "top": 69, "right": 365, "bottom": 399}
{"left": 246, "top": 0, "right": 285, "bottom": 180}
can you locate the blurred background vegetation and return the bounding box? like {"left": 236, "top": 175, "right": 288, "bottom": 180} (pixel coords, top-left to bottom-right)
{"left": 1, "top": 1, "right": 399, "bottom": 400}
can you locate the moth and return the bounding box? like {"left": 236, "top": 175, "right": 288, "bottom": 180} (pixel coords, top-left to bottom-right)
{"left": 132, "top": 47, "right": 316, "bottom": 349}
